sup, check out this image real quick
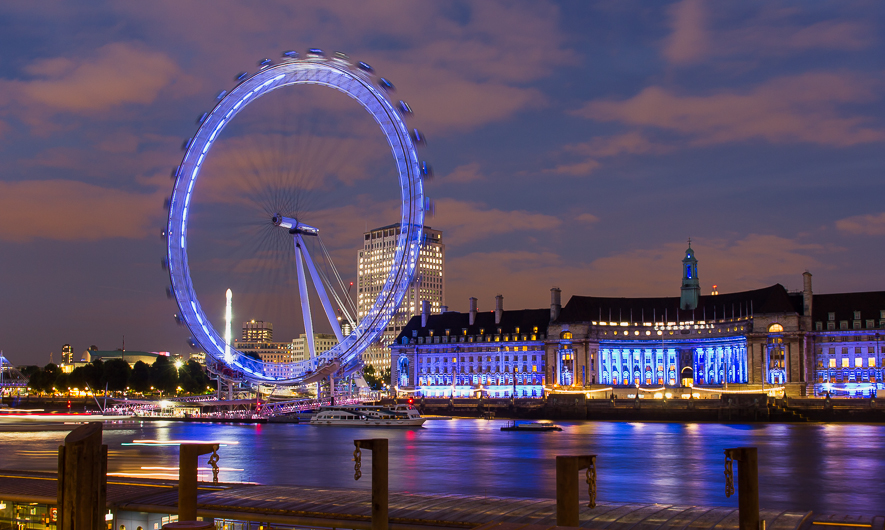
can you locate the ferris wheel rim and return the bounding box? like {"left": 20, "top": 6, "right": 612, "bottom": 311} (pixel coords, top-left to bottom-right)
{"left": 166, "top": 55, "right": 425, "bottom": 384}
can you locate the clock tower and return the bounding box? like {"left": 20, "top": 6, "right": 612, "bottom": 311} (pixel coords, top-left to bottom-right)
{"left": 680, "top": 241, "right": 700, "bottom": 310}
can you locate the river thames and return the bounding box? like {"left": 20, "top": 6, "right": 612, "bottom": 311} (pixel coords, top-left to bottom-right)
{"left": 1, "top": 419, "right": 882, "bottom": 516}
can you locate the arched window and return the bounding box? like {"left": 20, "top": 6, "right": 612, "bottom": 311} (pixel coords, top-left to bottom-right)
{"left": 768, "top": 323, "right": 784, "bottom": 333}
{"left": 561, "top": 331, "right": 573, "bottom": 340}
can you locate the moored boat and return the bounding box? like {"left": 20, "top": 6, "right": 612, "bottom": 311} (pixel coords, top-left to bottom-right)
{"left": 309, "top": 404, "right": 425, "bottom": 427}
{"left": 500, "top": 421, "right": 562, "bottom": 432}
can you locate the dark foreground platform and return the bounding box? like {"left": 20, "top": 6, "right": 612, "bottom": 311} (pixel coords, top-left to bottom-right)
{"left": 0, "top": 470, "right": 881, "bottom": 530}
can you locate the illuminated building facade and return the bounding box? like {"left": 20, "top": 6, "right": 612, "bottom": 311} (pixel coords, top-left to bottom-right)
{"left": 358, "top": 224, "right": 444, "bottom": 371}
{"left": 811, "top": 292, "right": 885, "bottom": 396}
{"left": 390, "top": 296, "right": 547, "bottom": 397}
{"left": 242, "top": 320, "right": 273, "bottom": 342}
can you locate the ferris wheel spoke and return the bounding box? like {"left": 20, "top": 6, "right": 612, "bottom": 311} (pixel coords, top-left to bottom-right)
{"left": 293, "top": 237, "right": 316, "bottom": 358}
{"left": 295, "top": 233, "right": 344, "bottom": 342}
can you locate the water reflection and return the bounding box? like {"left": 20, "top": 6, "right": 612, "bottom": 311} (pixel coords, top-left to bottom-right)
{"left": 0, "top": 420, "right": 882, "bottom": 516}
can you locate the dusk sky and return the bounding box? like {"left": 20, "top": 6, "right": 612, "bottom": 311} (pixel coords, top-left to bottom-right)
{"left": 1, "top": 1, "right": 883, "bottom": 365}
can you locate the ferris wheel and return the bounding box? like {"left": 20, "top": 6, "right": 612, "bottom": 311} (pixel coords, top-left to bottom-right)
{"left": 165, "top": 49, "right": 429, "bottom": 385}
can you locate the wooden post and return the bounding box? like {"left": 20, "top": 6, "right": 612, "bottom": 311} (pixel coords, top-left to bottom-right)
{"left": 354, "top": 439, "right": 389, "bottom": 530}
{"left": 57, "top": 422, "right": 107, "bottom": 530}
{"left": 178, "top": 444, "right": 219, "bottom": 522}
{"left": 725, "top": 447, "right": 759, "bottom": 530}
{"left": 555, "top": 455, "right": 596, "bottom": 527}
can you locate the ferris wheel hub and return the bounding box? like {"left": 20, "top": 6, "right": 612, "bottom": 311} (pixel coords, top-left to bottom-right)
{"left": 272, "top": 214, "right": 319, "bottom": 236}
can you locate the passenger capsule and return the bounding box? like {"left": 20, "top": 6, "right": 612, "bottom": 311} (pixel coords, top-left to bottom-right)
{"left": 357, "top": 61, "right": 374, "bottom": 73}
{"left": 171, "top": 166, "right": 180, "bottom": 179}
{"left": 196, "top": 112, "right": 208, "bottom": 125}
{"left": 161, "top": 258, "right": 168, "bottom": 271}
{"left": 215, "top": 90, "right": 227, "bottom": 101}
{"left": 410, "top": 129, "right": 426, "bottom": 146}
{"left": 398, "top": 101, "right": 413, "bottom": 115}
{"left": 258, "top": 58, "right": 272, "bottom": 68}
{"left": 235, "top": 72, "right": 248, "bottom": 82}
{"left": 163, "top": 197, "right": 171, "bottom": 210}
{"left": 421, "top": 161, "right": 433, "bottom": 178}
{"left": 282, "top": 50, "right": 299, "bottom": 59}
{"left": 165, "top": 286, "right": 174, "bottom": 299}
{"left": 333, "top": 51, "right": 350, "bottom": 61}
{"left": 181, "top": 138, "right": 192, "bottom": 151}
{"left": 378, "top": 78, "right": 395, "bottom": 92}
{"left": 174, "top": 314, "right": 183, "bottom": 325}
{"left": 307, "top": 48, "right": 325, "bottom": 57}
{"left": 425, "top": 197, "right": 436, "bottom": 217}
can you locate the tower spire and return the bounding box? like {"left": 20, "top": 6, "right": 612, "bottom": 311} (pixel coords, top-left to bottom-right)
{"left": 680, "top": 242, "right": 700, "bottom": 310}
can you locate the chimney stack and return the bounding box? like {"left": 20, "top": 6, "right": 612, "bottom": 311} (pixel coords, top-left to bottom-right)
{"left": 551, "top": 287, "right": 562, "bottom": 321}
{"left": 421, "top": 300, "right": 430, "bottom": 327}
{"left": 469, "top": 297, "right": 477, "bottom": 326}
{"left": 495, "top": 295, "right": 503, "bottom": 325}
{"left": 803, "top": 271, "right": 813, "bottom": 320}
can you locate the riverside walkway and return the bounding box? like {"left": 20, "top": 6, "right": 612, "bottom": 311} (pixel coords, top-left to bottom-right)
{"left": 0, "top": 470, "right": 881, "bottom": 530}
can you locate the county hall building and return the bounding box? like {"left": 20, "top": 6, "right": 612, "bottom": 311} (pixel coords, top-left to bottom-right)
{"left": 391, "top": 245, "right": 885, "bottom": 398}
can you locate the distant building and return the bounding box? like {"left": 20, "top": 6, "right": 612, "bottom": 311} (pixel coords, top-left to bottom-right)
{"left": 61, "top": 344, "right": 74, "bottom": 365}
{"left": 77, "top": 350, "right": 168, "bottom": 368}
{"left": 291, "top": 333, "right": 339, "bottom": 363}
{"left": 391, "top": 296, "right": 549, "bottom": 398}
{"left": 358, "top": 224, "right": 444, "bottom": 371}
{"left": 242, "top": 320, "right": 273, "bottom": 342}
{"left": 234, "top": 340, "right": 294, "bottom": 379}
{"left": 394, "top": 244, "right": 885, "bottom": 399}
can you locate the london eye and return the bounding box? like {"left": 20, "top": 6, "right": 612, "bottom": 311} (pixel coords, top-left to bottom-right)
{"left": 165, "top": 49, "right": 428, "bottom": 385}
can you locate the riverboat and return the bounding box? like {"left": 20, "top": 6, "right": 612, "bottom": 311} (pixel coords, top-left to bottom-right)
{"left": 500, "top": 421, "right": 562, "bottom": 432}
{"left": 309, "top": 404, "right": 425, "bottom": 427}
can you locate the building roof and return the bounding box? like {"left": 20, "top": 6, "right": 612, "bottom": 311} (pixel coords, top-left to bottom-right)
{"left": 811, "top": 291, "right": 885, "bottom": 324}
{"left": 394, "top": 309, "right": 550, "bottom": 342}
{"left": 557, "top": 284, "right": 801, "bottom": 323}
{"left": 80, "top": 350, "right": 164, "bottom": 362}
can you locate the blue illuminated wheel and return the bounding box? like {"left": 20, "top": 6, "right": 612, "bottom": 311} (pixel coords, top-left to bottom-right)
{"left": 166, "top": 50, "right": 426, "bottom": 385}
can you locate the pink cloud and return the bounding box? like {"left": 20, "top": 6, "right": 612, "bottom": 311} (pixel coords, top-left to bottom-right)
{"left": 836, "top": 213, "right": 885, "bottom": 236}
{"left": 3, "top": 42, "right": 188, "bottom": 113}
{"left": 0, "top": 179, "right": 165, "bottom": 242}
{"left": 575, "top": 213, "right": 599, "bottom": 224}
{"left": 663, "top": 0, "right": 710, "bottom": 66}
{"left": 576, "top": 72, "right": 885, "bottom": 146}
{"left": 444, "top": 163, "right": 485, "bottom": 183}
{"left": 660, "top": 4, "right": 874, "bottom": 66}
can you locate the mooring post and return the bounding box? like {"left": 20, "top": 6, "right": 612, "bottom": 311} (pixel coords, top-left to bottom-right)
{"left": 178, "top": 443, "right": 219, "bottom": 521}
{"left": 354, "top": 439, "right": 389, "bottom": 530}
{"left": 725, "top": 447, "right": 759, "bottom": 530}
{"left": 555, "top": 454, "right": 597, "bottom": 527}
{"left": 57, "top": 422, "right": 107, "bottom": 530}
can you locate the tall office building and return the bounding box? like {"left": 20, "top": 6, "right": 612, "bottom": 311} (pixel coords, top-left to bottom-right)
{"left": 291, "top": 333, "right": 340, "bottom": 362}
{"left": 357, "top": 224, "right": 445, "bottom": 370}
{"left": 242, "top": 320, "right": 273, "bottom": 342}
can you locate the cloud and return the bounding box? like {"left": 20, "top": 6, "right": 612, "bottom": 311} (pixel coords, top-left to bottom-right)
{"left": 543, "top": 132, "right": 671, "bottom": 177}
{"left": 0, "top": 179, "right": 165, "bottom": 242}
{"left": 431, "top": 198, "right": 561, "bottom": 245}
{"left": 0, "top": 42, "right": 188, "bottom": 115}
{"left": 443, "top": 163, "right": 485, "bottom": 183}
{"left": 576, "top": 72, "right": 885, "bottom": 147}
{"left": 836, "top": 212, "right": 885, "bottom": 236}
{"left": 660, "top": 3, "right": 874, "bottom": 66}
{"left": 663, "top": 0, "right": 710, "bottom": 66}
{"left": 575, "top": 213, "right": 599, "bottom": 224}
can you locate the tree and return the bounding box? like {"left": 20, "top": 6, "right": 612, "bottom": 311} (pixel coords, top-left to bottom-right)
{"left": 102, "top": 359, "right": 131, "bottom": 392}
{"left": 362, "top": 365, "right": 391, "bottom": 391}
{"left": 84, "top": 359, "right": 103, "bottom": 390}
{"left": 150, "top": 356, "right": 178, "bottom": 394}
{"left": 130, "top": 361, "right": 151, "bottom": 393}
{"left": 179, "top": 360, "right": 210, "bottom": 394}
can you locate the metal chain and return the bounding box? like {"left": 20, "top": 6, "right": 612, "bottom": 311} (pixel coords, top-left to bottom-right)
{"left": 353, "top": 446, "right": 362, "bottom": 481}
{"left": 724, "top": 451, "right": 734, "bottom": 498}
{"left": 208, "top": 449, "right": 220, "bottom": 485}
{"left": 586, "top": 456, "right": 597, "bottom": 509}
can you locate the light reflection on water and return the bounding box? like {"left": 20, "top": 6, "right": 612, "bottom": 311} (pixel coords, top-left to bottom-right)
{"left": 0, "top": 420, "right": 883, "bottom": 516}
